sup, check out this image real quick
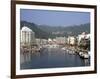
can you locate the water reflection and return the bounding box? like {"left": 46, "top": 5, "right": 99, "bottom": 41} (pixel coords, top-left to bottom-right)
{"left": 20, "top": 48, "right": 90, "bottom": 69}
{"left": 20, "top": 52, "right": 31, "bottom": 64}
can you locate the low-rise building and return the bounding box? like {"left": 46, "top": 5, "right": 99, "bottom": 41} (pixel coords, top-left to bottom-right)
{"left": 67, "top": 36, "right": 76, "bottom": 45}
{"left": 36, "top": 38, "right": 48, "bottom": 45}
{"left": 56, "top": 37, "right": 66, "bottom": 44}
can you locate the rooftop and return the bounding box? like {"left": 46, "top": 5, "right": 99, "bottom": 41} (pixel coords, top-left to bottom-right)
{"left": 21, "top": 26, "right": 32, "bottom": 32}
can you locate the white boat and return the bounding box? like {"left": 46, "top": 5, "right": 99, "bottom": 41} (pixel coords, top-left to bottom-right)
{"left": 68, "top": 50, "right": 75, "bottom": 55}
{"left": 88, "top": 51, "right": 90, "bottom": 55}
{"left": 79, "top": 52, "right": 89, "bottom": 59}
{"left": 79, "top": 52, "right": 83, "bottom": 56}
{"left": 66, "top": 49, "right": 69, "bottom": 52}
{"left": 83, "top": 53, "right": 89, "bottom": 59}
{"left": 61, "top": 47, "right": 66, "bottom": 50}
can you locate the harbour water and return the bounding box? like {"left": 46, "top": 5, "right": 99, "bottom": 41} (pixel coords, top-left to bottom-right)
{"left": 20, "top": 48, "right": 90, "bottom": 69}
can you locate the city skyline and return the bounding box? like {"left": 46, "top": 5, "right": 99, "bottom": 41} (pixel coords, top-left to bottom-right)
{"left": 20, "top": 9, "right": 90, "bottom": 27}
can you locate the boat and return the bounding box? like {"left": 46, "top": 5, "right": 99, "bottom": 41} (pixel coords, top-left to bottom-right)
{"left": 61, "top": 47, "right": 66, "bottom": 50}
{"left": 67, "top": 49, "right": 75, "bottom": 55}
{"left": 79, "top": 52, "right": 89, "bottom": 59}
{"left": 83, "top": 53, "right": 89, "bottom": 59}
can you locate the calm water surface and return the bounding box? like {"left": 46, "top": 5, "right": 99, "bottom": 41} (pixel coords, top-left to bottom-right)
{"left": 20, "top": 48, "right": 90, "bottom": 69}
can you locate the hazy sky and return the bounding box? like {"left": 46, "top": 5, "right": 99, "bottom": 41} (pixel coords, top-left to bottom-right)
{"left": 20, "top": 9, "right": 90, "bottom": 26}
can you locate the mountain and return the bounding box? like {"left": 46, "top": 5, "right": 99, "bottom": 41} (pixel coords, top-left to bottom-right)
{"left": 20, "top": 21, "right": 90, "bottom": 39}
{"left": 20, "top": 21, "right": 53, "bottom": 39}
{"left": 37, "top": 23, "right": 90, "bottom": 37}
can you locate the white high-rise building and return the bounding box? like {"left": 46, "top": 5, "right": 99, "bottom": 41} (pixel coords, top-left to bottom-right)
{"left": 20, "top": 26, "right": 35, "bottom": 46}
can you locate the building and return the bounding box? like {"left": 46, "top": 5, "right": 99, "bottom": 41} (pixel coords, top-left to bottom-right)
{"left": 77, "top": 32, "right": 90, "bottom": 45}
{"left": 36, "top": 38, "right": 48, "bottom": 45}
{"left": 36, "top": 38, "right": 41, "bottom": 45}
{"left": 20, "top": 26, "right": 35, "bottom": 46}
{"left": 56, "top": 37, "right": 66, "bottom": 44}
{"left": 48, "top": 38, "right": 53, "bottom": 44}
{"left": 67, "top": 36, "right": 76, "bottom": 45}
{"left": 41, "top": 39, "right": 48, "bottom": 45}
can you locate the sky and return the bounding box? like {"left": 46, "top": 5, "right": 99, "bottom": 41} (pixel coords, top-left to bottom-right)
{"left": 20, "top": 9, "right": 90, "bottom": 27}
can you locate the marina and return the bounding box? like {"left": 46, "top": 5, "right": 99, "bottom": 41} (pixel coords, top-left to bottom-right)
{"left": 20, "top": 44, "right": 90, "bottom": 69}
